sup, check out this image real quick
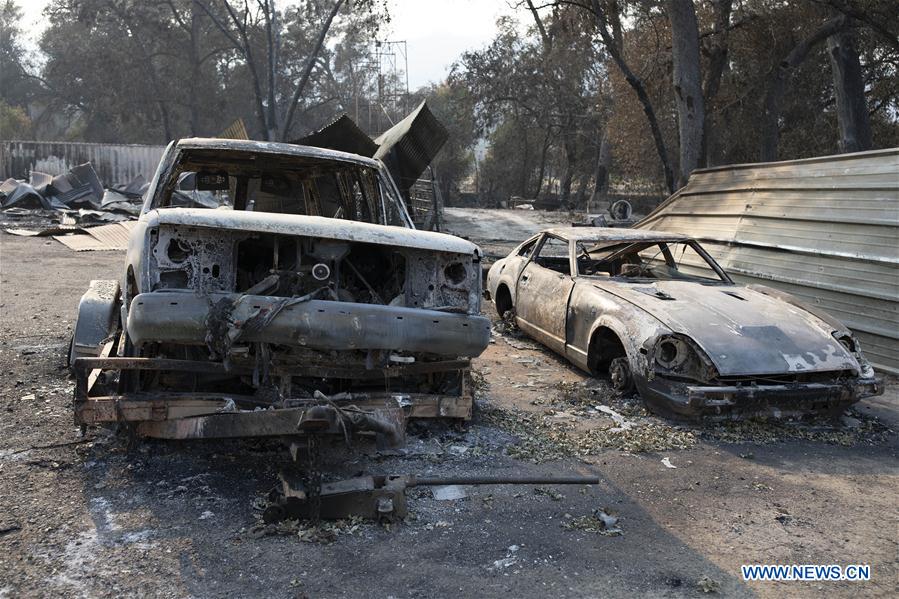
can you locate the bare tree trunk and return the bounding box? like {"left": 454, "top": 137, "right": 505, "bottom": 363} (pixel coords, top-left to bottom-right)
{"left": 525, "top": 0, "right": 550, "bottom": 48}
{"left": 703, "top": 0, "right": 733, "bottom": 167}
{"left": 533, "top": 134, "right": 552, "bottom": 198}
{"left": 558, "top": 130, "right": 578, "bottom": 208}
{"left": 589, "top": 0, "right": 675, "bottom": 193}
{"left": 589, "top": 131, "right": 612, "bottom": 210}
{"left": 703, "top": 0, "right": 733, "bottom": 103}
{"left": 608, "top": 0, "right": 623, "bottom": 50}
{"left": 242, "top": 50, "right": 270, "bottom": 138}
{"left": 519, "top": 125, "right": 531, "bottom": 197}
{"left": 263, "top": 0, "right": 280, "bottom": 141}
{"left": 195, "top": 0, "right": 271, "bottom": 138}
{"left": 667, "top": 0, "right": 705, "bottom": 189}
{"left": 760, "top": 16, "right": 846, "bottom": 161}
{"left": 827, "top": 29, "right": 872, "bottom": 153}
{"left": 559, "top": 168, "right": 574, "bottom": 208}
{"left": 189, "top": 2, "right": 202, "bottom": 136}
{"left": 280, "top": 0, "right": 345, "bottom": 140}
{"left": 573, "top": 172, "right": 590, "bottom": 207}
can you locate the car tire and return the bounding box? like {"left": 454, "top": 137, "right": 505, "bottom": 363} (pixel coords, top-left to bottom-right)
{"left": 494, "top": 284, "right": 513, "bottom": 319}
{"left": 609, "top": 356, "right": 635, "bottom": 395}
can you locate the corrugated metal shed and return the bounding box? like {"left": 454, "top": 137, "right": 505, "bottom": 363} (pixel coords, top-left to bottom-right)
{"left": 0, "top": 140, "right": 166, "bottom": 186}
{"left": 637, "top": 148, "right": 899, "bottom": 374}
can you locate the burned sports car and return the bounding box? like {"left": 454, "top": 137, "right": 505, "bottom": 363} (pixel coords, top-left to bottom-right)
{"left": 486, "top": 228, "right": 881, "bottom": 419}
{"left": 70, "top": 138, "right": 490, "bottom": 440}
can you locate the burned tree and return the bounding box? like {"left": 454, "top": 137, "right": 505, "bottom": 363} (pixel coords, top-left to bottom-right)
{"left": 666, "top": 0, "right": 706, "bottom": 188}
{"left": 827, "top": 29, "right": 873, "bottom": 153}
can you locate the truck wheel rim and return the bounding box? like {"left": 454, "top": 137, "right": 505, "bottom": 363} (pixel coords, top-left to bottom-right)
{"left": 610, "top": 358, "right": 631, "bottom": 391}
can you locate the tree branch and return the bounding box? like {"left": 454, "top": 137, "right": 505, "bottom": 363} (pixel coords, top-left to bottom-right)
{"left": 589, "top": 0, "right": 675, "bottom": 192}
{"left": 280, "top": 0, "right": 345, "bottom": 141}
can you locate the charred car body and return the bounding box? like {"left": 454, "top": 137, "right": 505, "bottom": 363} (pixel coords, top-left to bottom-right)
{"left": 71, "top": 139, "right": 490, "bottom": 440}
{"left": 486, "top": 228, "right": 881, "bottom": 419}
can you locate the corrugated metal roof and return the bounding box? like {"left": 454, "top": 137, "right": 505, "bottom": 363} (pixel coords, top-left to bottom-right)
{"left": 637, "top": 148, "right": 899, "bottom": 374}
{"left": 373, "top": 101, "right": 448, "bottom": 193}
{"left": 544, "top": 227, "right": 688, "bottom": 242}
{"left": 53, "top": 221, "right": 137, "bottom": 251}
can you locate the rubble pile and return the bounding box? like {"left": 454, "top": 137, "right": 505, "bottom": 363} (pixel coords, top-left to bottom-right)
{"left": 0, "top": 162, "right": 147, "bottom": 228}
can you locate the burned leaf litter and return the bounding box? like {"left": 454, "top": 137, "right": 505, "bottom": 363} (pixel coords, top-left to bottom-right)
{"left": 477, "top": 320, "right": 894, "bottom": 463}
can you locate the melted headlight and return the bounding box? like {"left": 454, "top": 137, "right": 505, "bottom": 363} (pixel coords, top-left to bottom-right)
{"left": 656, "top": 338, "right": 689, "bottom": 369}
{"left": 836, "top": 334, "right": 856, "bottom": 353}
{"left": 652, "top": 334, "right": 717, "bottom": 382}
{"left": 833, "top": 332, "right": 873, "bottom": 377}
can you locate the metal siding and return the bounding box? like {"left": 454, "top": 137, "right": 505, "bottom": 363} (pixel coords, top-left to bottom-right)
{"left": 638, "top": 148, "right": 899, "bottom": 374}
{"left": 0, "top": 140, "right": 166, "bottom": 186}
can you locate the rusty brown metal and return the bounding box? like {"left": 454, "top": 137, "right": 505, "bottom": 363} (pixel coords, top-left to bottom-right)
{"left": 74, "top": 356, "right": 471, "bottom": 387}
{"left": 74, "top": 388, "right": 471, "bottom": 439}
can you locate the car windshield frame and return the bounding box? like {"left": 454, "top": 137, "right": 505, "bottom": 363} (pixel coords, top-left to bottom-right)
{"left": 146, "top": 146, "right": 413, "bottom": 228}
{"left": 574, "top": 238, "right": 732, "bottom": 284}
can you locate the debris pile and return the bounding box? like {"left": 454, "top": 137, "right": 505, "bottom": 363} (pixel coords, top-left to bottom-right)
{"left": 576, "top": 424, "right": 697, "bottom": 454}
{"left": 1, "top": 162, "right": 216, "bottom": 249}
{"left": 700, "top": 409, "right": 893, "bottom": 446}
{"left": 248, "top": 515, "right": 367, "bottom": 544}
{"left": 1, "top": 162, "right": 146, "bottom": 224}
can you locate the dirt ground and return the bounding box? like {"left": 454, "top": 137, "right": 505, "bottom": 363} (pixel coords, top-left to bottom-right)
{"left": 442, "top": 207, "right": 574, "bottom": 260}
{"left": 1, "top": 232, "right": 897, "bottom": 599}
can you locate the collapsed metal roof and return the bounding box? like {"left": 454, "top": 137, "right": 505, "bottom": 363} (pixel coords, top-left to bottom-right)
{"left": 294, "top": 114, "right": 379, "bottom": 158}
{"left": 373, "top": 101, "right": 448, "bottom": 193}
{"left": 294, "top": 101, "right": 448, "bottom": 194}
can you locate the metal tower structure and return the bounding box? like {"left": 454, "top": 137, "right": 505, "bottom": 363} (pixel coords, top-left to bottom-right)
{"left": 362, "top": 40, "right": 410, "bottom": 136}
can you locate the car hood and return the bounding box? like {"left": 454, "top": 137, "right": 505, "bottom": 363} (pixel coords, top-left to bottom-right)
{"left": 143, "top": 208, "right": 480, "bottom": 256}
{"left": 590, "top": 280, "right": 857, "bottom": 376}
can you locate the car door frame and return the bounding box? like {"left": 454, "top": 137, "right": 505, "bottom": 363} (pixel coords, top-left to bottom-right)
{"left": 514, "top": 233, "right": 577, "bottom": 354}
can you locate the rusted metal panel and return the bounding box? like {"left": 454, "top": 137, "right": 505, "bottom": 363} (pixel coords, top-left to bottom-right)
{"left": 75, "top": 393, "right": 472, "bottom": 435}
{"left": 217, "top": 118, "right": 249, "bottom": 140}
{"left": 637, "top": 148, "right": 899, "bottom": 374}
{"left": 0, "top": 140, "right": 165, "bottom": 185}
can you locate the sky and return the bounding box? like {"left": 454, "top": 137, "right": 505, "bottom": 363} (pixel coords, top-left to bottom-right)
{"left": 386, "top": 0, "right": 512, "bottom": 88}
{"left": 16, "top": 0, "right": 517, "bottom": 89}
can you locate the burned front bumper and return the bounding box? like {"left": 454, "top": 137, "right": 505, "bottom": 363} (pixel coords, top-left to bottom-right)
{"left": 641, "top": 376, "right": 882, "bottom": 419}
{"left": 127, "top": 291, "right": 491, "bottom": 357}
{"left": 73, "top": 293, "right": 491, "bottom": 440}
{"left": 72, "top": 356, "right": 476, "bottom": 439}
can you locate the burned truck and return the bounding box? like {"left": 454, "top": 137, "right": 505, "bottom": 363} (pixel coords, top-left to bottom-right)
{"left": 70, "top": 138, "right": 490, "bottom": 441}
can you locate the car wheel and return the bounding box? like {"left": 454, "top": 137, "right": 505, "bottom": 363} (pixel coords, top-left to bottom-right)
{"left": 609, "top": 357, "right": 635, "bottom": 394}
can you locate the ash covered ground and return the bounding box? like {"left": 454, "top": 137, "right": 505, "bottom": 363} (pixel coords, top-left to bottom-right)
{"left": 1, "top": 233, "right": 897, "bottom": 598}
